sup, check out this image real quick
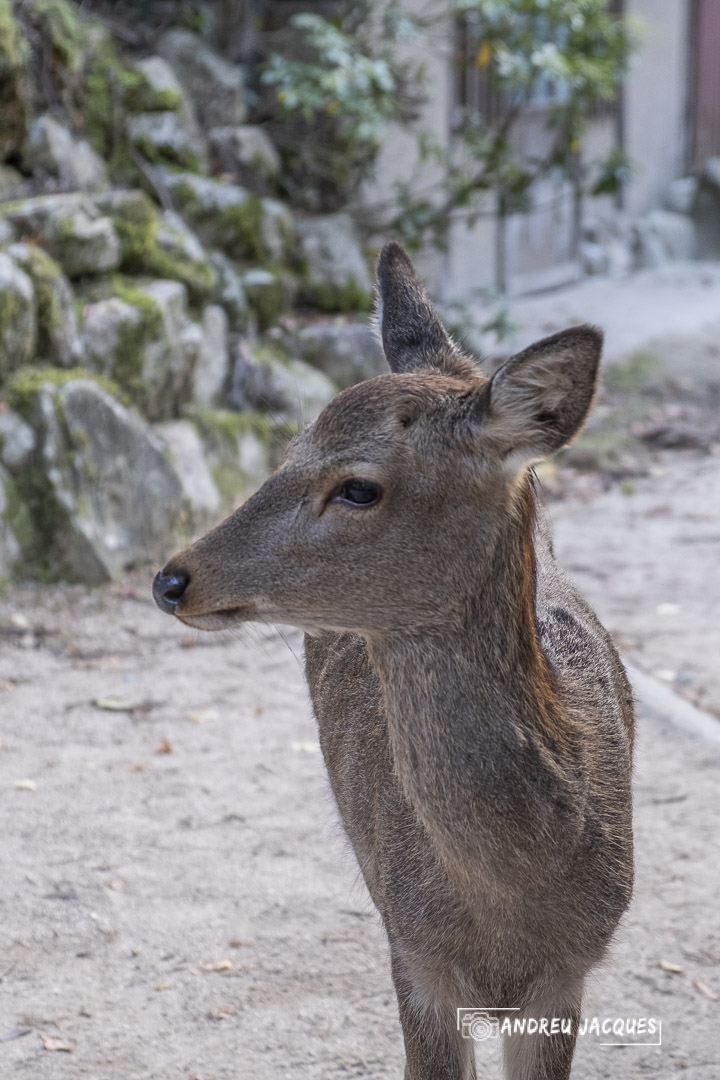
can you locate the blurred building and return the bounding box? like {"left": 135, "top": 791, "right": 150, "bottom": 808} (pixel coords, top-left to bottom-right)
{"left": 360, "top": 0, "right": 720, "bottom": 300}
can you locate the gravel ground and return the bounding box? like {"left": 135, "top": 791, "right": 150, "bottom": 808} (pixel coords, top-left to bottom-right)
{"left": 1, "top": 450, "right": 719, "bottom": 1079}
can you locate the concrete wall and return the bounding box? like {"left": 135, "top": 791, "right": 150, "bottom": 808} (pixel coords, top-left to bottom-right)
{"left": 623, "top": 0, "right": 691, "bottom": 214}
{"left": 360, "top": 0, "right": 692, "bottom": 300}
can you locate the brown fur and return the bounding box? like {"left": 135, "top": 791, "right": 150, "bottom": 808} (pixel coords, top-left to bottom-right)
{"left": 154, "top": 242, "right": 634, "bottom": 1079}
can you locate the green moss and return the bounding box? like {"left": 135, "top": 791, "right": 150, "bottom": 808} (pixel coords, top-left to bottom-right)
{"left": 0, "top": 0, "right": 29, "bottom": 159}
{"left": 242, "top": 271, "right": 289, "bottom": 330}
{"left": 104, "top": 276, "right": 163, "bottom": 404}
{"left": 191, "top": 407, "right": 297, "bottom": 487}
{"left": 2, "top": 470, "right": 35, "bottom": 552}
{"left": 124, "top": 70, "right": 183, "bottom": 114}
{"left": 560, "top": 428, "right": 635, "bottom": 473}
{"left": 12, "top": 245, "right": 66, "bottom": 357}
{"left": 0, "top": 283, "right": 31, "bottom": 382}
{"left": 0, "top": 0, "right": 25, "bottom": 70}
{"left": 32, "top": 0, "right": 88, "bottom": 72}
{"left": 171, "top": 180, "right": 266, "bottom": 262}
{"left": 82, "top": 37, "right": 145, "bottom": 159}
{"left": 131, "top": 131, "right": 204, "bottom": 174}
{"left": 300, "top": 276, "right": 372, "bottom": 314}
{"left": 223, "top": 200, "right": 265, "bottom": 261}
{"left": 604, "top": 350, "right": 660, "bottom": 394}
{"left": 145, "top": 244, "right": 215, "bottom": 302}
{"left": 103, "top": 191, "right": 160, "bottom": 269}
{"left": 8, "top": 364, "right": 131, "bottom": 419}
{"left": 192, "top": 408, "right": 282, "bottom": 448}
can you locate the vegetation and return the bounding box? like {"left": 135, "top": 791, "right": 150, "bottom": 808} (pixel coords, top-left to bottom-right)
{"left": 261, "top": 0, "right": 636, "bottom": 246}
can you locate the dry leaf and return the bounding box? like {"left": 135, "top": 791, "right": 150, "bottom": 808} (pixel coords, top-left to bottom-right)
{"left": 14, "top": 779, "right": 37, "bottom": 791}
{"left": 659, "top": 960, "right": 684, "bottom": 974}
{"left": 228, "top": 939, "right": 246, "bottom": 948}
{"left": 40, "top": 1033, "right": 73, "bottom": 1052}
{"left": 155, "top": 739, "right": 173, "bottom": 755}
{"left": 693, "top": 979, "right": 719, "bottom": 1001}
{"left": 201, "top": 959, "right": 233, "bottom": 972}
{"left": 291, "top": 741, "right": 320, "bottom": 754}
{"left": 207, "top": 1006, "right": 236, "bottom": 1020}
{"left": 189, "top": 708, "right": 218, "bottom": 725}
{"left": 130, "top": 763, "right": 147, "bottom": 773}
{"left": 155, "top": 982, "right": 173, "bottom": 992}
{"left": 94, "top": 697, "right": 135, "bottom": 712}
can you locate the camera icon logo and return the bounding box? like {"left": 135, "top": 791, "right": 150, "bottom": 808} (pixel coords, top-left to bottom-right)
{"left": 457, "top": 1009, "right": 500, "bottom": 1042}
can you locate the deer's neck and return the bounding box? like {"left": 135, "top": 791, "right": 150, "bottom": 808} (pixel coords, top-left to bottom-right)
{"left": 369, "top": 481, "right": 553, "bottom": 719}
{"left": 366, "top": 483, "right": 582, "bottom": 881}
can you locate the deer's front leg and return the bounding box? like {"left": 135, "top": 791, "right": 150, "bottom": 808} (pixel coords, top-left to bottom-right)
{"left": 391, "top": 957, "right": 477, "bottom": 1080}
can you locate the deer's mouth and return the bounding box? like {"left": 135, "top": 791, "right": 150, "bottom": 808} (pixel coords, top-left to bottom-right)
{"left": 175, "top": 603, "right": 258, "bottom": 631}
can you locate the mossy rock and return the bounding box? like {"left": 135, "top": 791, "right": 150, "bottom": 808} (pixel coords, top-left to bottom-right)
{"left": 2, "top": 193, "right": 121, "bottom": 278}
{"left": 8, "top": 243, "right": 83, "bottom": 367}
{"left": 157, "top": 171, "right": 268, "bottom": 262}
{"left": 0, "top": 250, "right": 37, "bottom": 381}
{"left": 299, "top": 277, "right": 373, "bottom": 314}
{"left": 6, "top": 368, "right": 183, "bottom": 582}
{"left": 126, "top": 111, "right": 207, "bottom": 173}
{"left": 94, "top": 191, "right": 216, "bottom": 303}
{"left": 241, "top": 268, "right": 293, "bottom": 330}
{"left": 0, "top": 465, "right": 29, "bottom": 575}
{"left": 126, "top": 56, "right": 185, "bottom": 113}
{"left": 0, "top": 0, "right": 30, "bottom": 161}
{"left": 7, "top": 364, "right": 129, "bottom": 419}
{"left": 189, "top": 407, "right": 293, "bottom": 505}
{"left": 295, "top": 212, "right": 373, "bottom": 313}
{"left": 81, "top": 275, "right": 202, "bottom": 421}
{"left": 94, "top": 189, "right": 160, "bottom": 268}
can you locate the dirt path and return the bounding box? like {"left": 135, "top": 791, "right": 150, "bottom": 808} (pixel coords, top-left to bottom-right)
{"left": 1, "top": 452, "right": 719, "bottom": 1079}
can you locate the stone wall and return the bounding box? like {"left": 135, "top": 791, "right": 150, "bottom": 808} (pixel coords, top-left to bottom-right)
{"left": 0, "top": 0, "right": 386, "bottom": 583}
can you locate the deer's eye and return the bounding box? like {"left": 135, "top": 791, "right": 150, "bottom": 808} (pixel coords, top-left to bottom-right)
{"left": 333, "top": 479, "right": 382, "bottom": 507}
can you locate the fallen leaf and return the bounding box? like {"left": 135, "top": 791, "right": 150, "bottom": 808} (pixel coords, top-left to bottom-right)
{"left": 130, "top": 763, "right": 147, "bottom": 773}
{"left": 228, "top": 939, "right": 246, "bottom": 948}
{"left": 201, "top": 959, "right": 233, "bottom": 972}
{"left": 291, "top": 741, "right": 320, "bottom": 754}
{"left": 189, "top": 708, "right": 218, "bottom": 725}
{"left": 155, "top": 982, "right": 173, "bottom": 992}
{"left": 14, "top": 779, "right": 37, "bottom": 791}
{"left": 155, "top": 739, "right": 173, "bottom": 755}
{"left": 40, "top": 1033, "right": 73, "bottom": 1052}
{"left": 693, "top": 979, "right": 719, "bottom": 1001}
{"left": 659, "top": 960, "right": 684, "bottom": 974}
{"left": 207, "top": 1006, "right": 236, "bottom": 1020}
{"left": 94, "top": 697, "right": 135, "bottom": 712}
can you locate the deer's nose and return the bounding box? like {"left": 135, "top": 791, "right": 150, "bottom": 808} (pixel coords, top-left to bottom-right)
{"left": 153, "top": 568, "right": 190, "bottom": 614}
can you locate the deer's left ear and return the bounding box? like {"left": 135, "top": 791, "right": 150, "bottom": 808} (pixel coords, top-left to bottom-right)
{"left": 478, "top": 326, "right": 602, "bottom": 464}
{"left": 376, "top": 242, "right": 472, "bottom": 377}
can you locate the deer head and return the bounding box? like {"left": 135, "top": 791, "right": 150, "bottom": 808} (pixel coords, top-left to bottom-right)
{"left": 153, "top": 243, "right": 601, "bottom": 635}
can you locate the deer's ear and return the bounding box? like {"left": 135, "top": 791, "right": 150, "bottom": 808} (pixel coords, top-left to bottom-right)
{"left": 481, "top": 326, "right": 602, "bottom": 464}
{"left": 376, "top": 242, "right": 459, "bottom": 375}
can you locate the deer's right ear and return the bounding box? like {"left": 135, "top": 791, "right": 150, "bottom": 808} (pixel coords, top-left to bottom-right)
{"left": 376, "top": 242, "right": 457, "bottom": 374}
{"left": 476, "top": 325, "right": 602, "bottom": 466}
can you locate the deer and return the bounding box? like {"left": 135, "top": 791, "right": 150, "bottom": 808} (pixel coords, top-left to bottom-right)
{"left": 153, "top": 242, "right": 634, "bottom": 1080}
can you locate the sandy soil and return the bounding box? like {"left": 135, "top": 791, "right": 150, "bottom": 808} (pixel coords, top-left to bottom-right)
{"left": 1, "top": 449, "right": 719, "bottom": 1079}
